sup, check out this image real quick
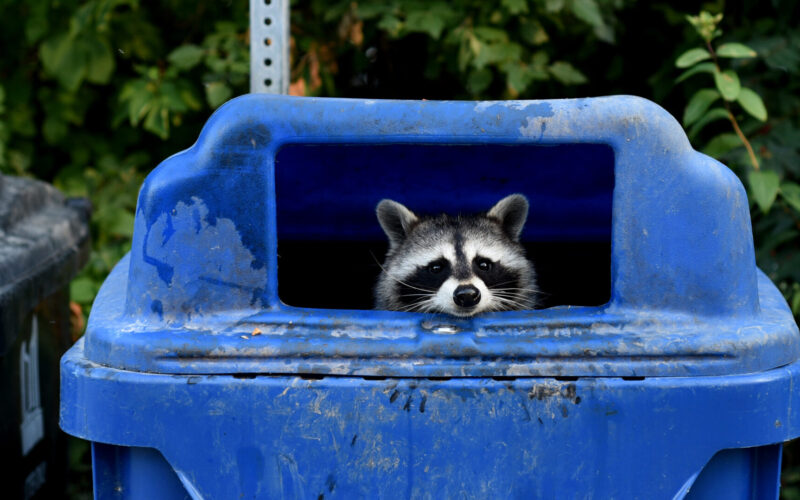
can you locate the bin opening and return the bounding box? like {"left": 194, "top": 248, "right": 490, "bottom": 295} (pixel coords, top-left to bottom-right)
{"left": 275, "top": 143, "right": 614, "bottom": 310}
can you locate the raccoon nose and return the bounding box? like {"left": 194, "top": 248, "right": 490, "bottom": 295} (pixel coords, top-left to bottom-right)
{"left": 453, "top": 285, "right": 481, "bottom": 308}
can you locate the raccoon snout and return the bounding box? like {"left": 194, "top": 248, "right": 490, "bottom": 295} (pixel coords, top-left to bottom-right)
{"left": 453, "top": 285, "right": 481, "bottom": 308}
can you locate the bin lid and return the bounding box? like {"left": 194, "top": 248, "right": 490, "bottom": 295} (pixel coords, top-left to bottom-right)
{"left": 81, "top": 95, "right": 800, "bottom": 378}
{"left": 0, "top": 174, "right": 89, "bottom": 353}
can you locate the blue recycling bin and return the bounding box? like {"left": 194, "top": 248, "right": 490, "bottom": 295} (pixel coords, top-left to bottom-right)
{"left": 61, "top": 95, "right": 800, "bottom": 499}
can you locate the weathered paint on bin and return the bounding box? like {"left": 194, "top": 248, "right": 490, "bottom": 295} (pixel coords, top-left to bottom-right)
{"left": 60, "top": 95, "right": 800, "bottom": 499}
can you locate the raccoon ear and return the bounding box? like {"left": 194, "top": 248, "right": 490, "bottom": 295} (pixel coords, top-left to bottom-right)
{"left": 488, "top": 194, "right": 529, "bottom": 241}
{"left": 376, "top": 199, "right": 419, "bottom": 248}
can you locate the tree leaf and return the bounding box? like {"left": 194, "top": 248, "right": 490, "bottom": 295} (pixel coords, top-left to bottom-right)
{"left": 84, "top": 37, "right": 115, "bottom": 84}
{"left": 702, "top": 133, "right": 741, "bottom": 158}
{"left": 107, "top": 208, "right": 136, "bottom": 237}
{"left": 736, "top": 87, "right": 767, "bottom": 121}
{"left": 519, "top": 19, "right": 549, "bottom": 45}
{"left": 377, "top": 15, "right": 402, "bottom": 36}
{"left": 474, "top": 26, "right": 509, "bottom": 43}
{"left": 502, "top": 63, "right": 533, "bottom": 94}
{"left": 569, "top": 0, "right": 614, "bottom": 41}
{"left": 548, "top": 61, "right": 587, "bottom": 85}
{"left": 168, "top": 44, "right": 205, "bottom": 70}
{"left": 592, "top": 22, "right": 615, "bottom": 44}
{"left": 120, "top": 79, "right": 154, "bottom": 125}
{"left": 160, "top": 82, "right": 188, "bottom": 112}
{"left": 716, "top": 43, "right": 757, "bottom": 58}
{"left": 780, "top": 181, "right": 800, "bottom": 213}
{"left": 25, "top": 14, "right": 48, "bottom": 44}
{"left": 143, "top": 106, "right": 169, "bottom": 139}
{"left": 356, "top": 4, "right": 392, "bottom": 19}
{"left": 42, "top": 115, "right": 68, "bottom": 144}
{"left": 205, "top": 81, "right": 232, "bottom": 109}
{"left": 569, "top": 0, "right": 604, "bottom": 28}
{"left": 714, "top": 69, "right": 741, "bottom": 101}
{"left": 675, "top": 61, "right": 716, "bottom": 83}
{"left": 675, "top": 48, "right": 711, "bottom": 68}
{"left": 683, "top": 88, "right": 720, "bottom": 127}
{"left": 748, "top": 170, "right": 780, "bottom": 213}
{"left": 40, "top": 33, "right": 87, "bottom": 91}
{"left": 501, "top": 0, "right": 529, "bottom": 15}
{"left": 792, "top": 289, "right": 800, "bottom": 316}
{"left": 473, "top": 41, "right": 523, "bottom": 68}
{"left": 688, "top": 107, "right": 729, "bottom": 139}
{"left": 176, "top": 81, "right": 203, "bottom": 111}
{"left": 70, "top": 277, "right": 98, "bottom": 304}
{"left": 467, "top": 68, "right": 493, "bottom": 95}
{"left": 405, "top": 10, "right": 446, "bottom": 39}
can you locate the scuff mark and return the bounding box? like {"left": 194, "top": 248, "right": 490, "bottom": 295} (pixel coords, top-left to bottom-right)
{"left": 326, "top": 474, "right": 336, "bottom": 492}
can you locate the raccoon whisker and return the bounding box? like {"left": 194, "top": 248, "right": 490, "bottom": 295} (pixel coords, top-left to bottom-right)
{"left": 419, "top": 303, "right": 445, "bottom": 314}
{"left": 490, "top": 286, "right": 541, "bottom": 293}
{"left": 395, "top": 302, "right": 423, "bottom": 312}
{"left": 493, "top": 291, "right": 533, "bottom": 299}
{"left": 489, "top": 279, "right": 528, "bottom": 288}
{"left": 491, "top": 287, "right": 549, "bottom": 297}
{"left": 398, "top": 297, "right": 439, "bottom": 307}
{"left": 492, "top": 294, "right": 531, "bottom": 305}
{"left": 492, "top": 292, "right": 536, "bottom": 303}
{"left": 386, "top": 274, "right": 437, "bottom": 293}
{"left": 490, "top": 294, "right": 536, "bottom": 310}
{"left": 396, "top": 304, "right": 423, "bottom": 313}
{"left": 396, "top": 298, "right": 437, "bottom": 313}
{"left": 369, "top": 252, "right": 438, "bottom": 293}
{"left": 492, "top": 295, "right": 537, "bottom": 306}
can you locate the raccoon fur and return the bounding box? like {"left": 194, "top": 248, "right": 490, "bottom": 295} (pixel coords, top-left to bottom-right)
{"left": 374, "top": 194, "right": 538, "bottom": 316}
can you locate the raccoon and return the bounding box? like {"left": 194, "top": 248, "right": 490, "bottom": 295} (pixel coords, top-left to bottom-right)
{"left": 374, "top": 194, "right": 538, "bottom": 316}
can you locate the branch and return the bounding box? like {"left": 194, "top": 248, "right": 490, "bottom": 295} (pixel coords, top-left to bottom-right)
{"left": 706, "top": 40, "right": 760, "bottom": 170}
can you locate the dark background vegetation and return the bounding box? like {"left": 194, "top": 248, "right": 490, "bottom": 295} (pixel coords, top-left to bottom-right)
{"left": 1, "top": 0, "right": 799, "bottom": 497}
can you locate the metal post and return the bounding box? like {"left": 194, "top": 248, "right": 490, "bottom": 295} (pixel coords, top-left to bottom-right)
{"left": 250, "top": 0, "right": 289, "bottom": 94}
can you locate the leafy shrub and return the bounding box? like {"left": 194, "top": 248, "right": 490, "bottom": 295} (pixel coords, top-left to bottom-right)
{"left": 0, "top": 0, "right": 251, "bottom": 319}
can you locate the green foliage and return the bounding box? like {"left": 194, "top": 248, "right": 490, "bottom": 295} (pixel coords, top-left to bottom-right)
{"left": 0, "top": 0, "right": 250, "bottom": 321}
{"left": 749, "top": 170, "right": 781, "bottom": 214}
{"left": 683, "top": 88, "right": 720, "bottom": 126}
{"left": 673, "top": 9, "right": 800, "bottom": 326}
{"left": 737, "top": 87, "right": 767, "bottom": 121}
{"left": 675, "top": 48, "right": 711, "bottom": 68}
{"left": 686, "top": 11, "right": 723, "bottom": 43}
{"left": 291, "top": 0, "right": 628, "bottom": 98}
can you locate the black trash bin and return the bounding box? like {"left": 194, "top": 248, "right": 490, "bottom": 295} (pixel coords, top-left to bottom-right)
{"left": 0, "top": 173, "right": 89, "bottom": 499}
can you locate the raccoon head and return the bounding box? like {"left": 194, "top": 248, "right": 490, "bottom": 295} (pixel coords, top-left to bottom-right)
{"left": 374, "top": 194, "right": 538, "bottom": 316}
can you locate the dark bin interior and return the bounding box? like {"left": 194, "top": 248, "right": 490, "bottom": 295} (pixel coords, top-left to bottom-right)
{"left": 275, "top": 143, "right": 614, "bottom": 310}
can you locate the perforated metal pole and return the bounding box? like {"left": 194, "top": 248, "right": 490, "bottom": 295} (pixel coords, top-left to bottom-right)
{"left": 250, "top": 0, "right": 289, "bottom": 94}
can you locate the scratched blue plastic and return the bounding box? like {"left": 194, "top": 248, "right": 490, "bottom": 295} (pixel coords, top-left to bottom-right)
{"left": 60, "top": 95, "right": 800, "bottom": 498}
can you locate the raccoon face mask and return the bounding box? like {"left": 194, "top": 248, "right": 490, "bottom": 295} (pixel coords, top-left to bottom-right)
{"left": 374, "top": 194, "right": 538, "bottom": 317}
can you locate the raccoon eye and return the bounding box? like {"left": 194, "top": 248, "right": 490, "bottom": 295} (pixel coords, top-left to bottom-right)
{"left": 476, "top": 258, "right": 493, "bottom": 272}
{"left": 428, "top": 262, "right": 443, "bottom": 274}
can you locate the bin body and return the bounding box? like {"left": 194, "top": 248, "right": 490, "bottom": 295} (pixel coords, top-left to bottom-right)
{"left": 60, "top": 95, "right": 800, "bottom": 499}
{"left": 0, "top": 175, "right": 89, "bottom": 499}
